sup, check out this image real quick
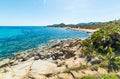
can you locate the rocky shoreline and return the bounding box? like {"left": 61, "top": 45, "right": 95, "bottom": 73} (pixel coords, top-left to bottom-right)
{"left": 0, "top": 38, "right": 119, "bottom": 79}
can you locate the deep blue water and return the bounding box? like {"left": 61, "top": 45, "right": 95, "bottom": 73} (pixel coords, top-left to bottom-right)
{"left": 0, "top": 26, "right": 90, "bottom": 58}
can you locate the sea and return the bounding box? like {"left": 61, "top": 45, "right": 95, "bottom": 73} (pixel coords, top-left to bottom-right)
{"left": 0, "top": 26, "right": 90, "bottom": 58}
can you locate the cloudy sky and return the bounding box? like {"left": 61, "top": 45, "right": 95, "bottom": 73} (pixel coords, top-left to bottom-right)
{"left": 0, "top": 0, "right": 120, "bottom": 26}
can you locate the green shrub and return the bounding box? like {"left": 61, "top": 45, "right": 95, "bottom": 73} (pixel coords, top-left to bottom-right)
{"left": 99, "top": 59, "right": 108, "bottom": 69}
{"left": 81, "top": 25, "right": 120, "bottom": 72}
{"left": 91, "top": 65, "right": 99, "bottom": 71}
{"left": 81, "top": 74, "right": 119, "bottom": 79}
{"left": 108, "top": 56, "right": 120, "bottom": 72}
{"left": 100, "top": 74, "right": 119, "bottom": 79}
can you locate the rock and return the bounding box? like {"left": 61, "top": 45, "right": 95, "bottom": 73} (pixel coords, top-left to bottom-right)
{"left": 51, "top": 53, "right": 60, "bottom": 60}
{"left": 58, "top": 73, "right": 74, "bottom": 79}
{"left": 18, "top": 58, "right": 23, "bottom": 62}
{"left": 0, "top": 58, "right": 10, "bottom": 67}
{"left": 64, "top": 44, "right": 70, "bottom": 47}
{"left": 0, "top": 59, "right": 34, "bottom": 79}
{"left": 55, "top": 46, "right": 61, "bottom": 50}
{"left": 70, "top": 71, "right": 84, "bottom": 78}
{"left": 11, "top": 60, "right": 19, "bottom": 65}
{"left": 34, "top": 56, "right": 40, "bottom": 60}
{"left": 90, "top": 57, "right": 102, "bottom": 65}
{"left": 29, "top": 74, "right": 46, "bottom": 79}
{"left": 64, "top": 51, "right": 75, "bottom": 59}
{"left": 40, "top": 55, "right": 45, "bottom": 59}
{"left": 1, "top": 38, "right": 102, "bottom": 79}
{"left": 57, "top": 61, "right": 65, "bottom": 67}
{"left": 30, "top": 60, "right": 57, "bottom": 75}
{"left": 98, "top": 68, "right": 107, "bottom": 74}
{"left": 51, "top": 43, "right": 60, "bottom": 48}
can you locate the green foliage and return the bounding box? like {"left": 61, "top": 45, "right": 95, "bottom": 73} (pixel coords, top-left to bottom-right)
{"left": 108, "top": 56, "right": 120, "bottom": 72}
{"left": 80, "top": 25, "right": 120, "bottom": 72}
{"left": 81, "top": 38, "right": 94, "bottom": 56}
{"left": 81, "top": 74, "right": 119, "bottom": 79}
{"left": 99, "top": 59, "right": 109, "bottom": 69}
{"left": 91, "top": 26, "right": 120, "bottom": 55}
{"left": 91, "top": 65, "right": 99, "bottom": 71}
{"left": 100, "top": 74, "right": 119, "bottom": 79}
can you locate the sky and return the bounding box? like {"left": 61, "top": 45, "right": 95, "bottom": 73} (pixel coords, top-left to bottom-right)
{"left": 0, "top": 0, "right": 120, "bottom": 26}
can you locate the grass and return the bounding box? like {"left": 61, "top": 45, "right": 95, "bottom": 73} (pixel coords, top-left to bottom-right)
{"left": 100, "top": 74, "right": 119, "bottom": 79}
{"left": 80, "top": 74, "right": 119, "bottom": 79}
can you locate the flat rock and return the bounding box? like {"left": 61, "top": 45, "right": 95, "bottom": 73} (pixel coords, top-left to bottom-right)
{"left": 30, "top": 60, "right": 57, "bottom": 78}
{"left": 0, "top": 59, "right": 34, "bottom": 79}
{"left": 0, "top": 58, "right": 10, "bottom": 67}
{"left": 58, "top": 73, "right": 74, "bottom": 79}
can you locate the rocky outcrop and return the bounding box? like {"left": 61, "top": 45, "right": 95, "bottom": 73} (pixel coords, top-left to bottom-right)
{"left": 0, "top": 38, "right": 115, "bottom": 79}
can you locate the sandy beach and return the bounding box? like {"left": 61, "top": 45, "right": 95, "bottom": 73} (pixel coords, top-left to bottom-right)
{"left": 66, "top": 27, "right": 98, "bottom": 33}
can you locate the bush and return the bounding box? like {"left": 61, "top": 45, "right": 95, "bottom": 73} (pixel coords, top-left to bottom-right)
{"left": 81, "top": 25, "right": 120, "bottom": 72}
{"left": 100, "top": 74, "right": 119, "bottom": 79}
{"left": 108, "top": 56, "right": 120, "bottom": 72}
{"left": 81, "top": 74, "right": 119, "bottom": 79}
{"left": 91, "top": 65, "right": 99, "bottom": 71}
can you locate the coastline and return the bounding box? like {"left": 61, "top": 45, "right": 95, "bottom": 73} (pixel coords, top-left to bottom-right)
{"left": 0, "top": 38, "right": 118, "bottom": 79}
{"left": 47, "top": 26, "right": 98, "bottom": 33}
{"left": 65, "top": 27, "right": 98, "bottom": 33}
{"left": 0, "top": 26, "right": 90, "bottom": 58}
{"left": 0, "top": 27, "right": 119, "bottom": 79}
{"left": 0, "top": 38, "right": 85, "bottom": 79}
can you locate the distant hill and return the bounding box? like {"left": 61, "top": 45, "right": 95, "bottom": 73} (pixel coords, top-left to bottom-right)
{"left": 77, "top": 22, "right": 102, "bottom": 25}
{"left": 47, "top": 19, "right": 120, "bottom": 29}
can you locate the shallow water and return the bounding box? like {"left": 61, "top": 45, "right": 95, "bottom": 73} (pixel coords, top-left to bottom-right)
{"left": 0, "top": 26, "right": 90, "bottom": 58}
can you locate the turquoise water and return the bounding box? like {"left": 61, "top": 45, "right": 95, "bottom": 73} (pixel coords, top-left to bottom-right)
{"left": 0, "top": 26, "right": 90, "bottom": 58}
{"left": 0, "top": 27, "right": 22, "bottom": 38}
